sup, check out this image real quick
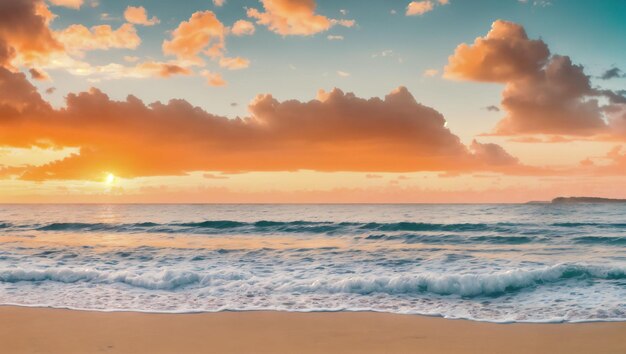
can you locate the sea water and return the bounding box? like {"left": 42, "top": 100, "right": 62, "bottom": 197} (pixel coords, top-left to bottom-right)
{"left": 0, "top": 204, "right": 624, "bottom": 323}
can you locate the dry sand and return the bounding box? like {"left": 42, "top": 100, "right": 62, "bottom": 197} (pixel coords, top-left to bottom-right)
{"left": 1, "top": 306, "right": 625, "bottom": 354}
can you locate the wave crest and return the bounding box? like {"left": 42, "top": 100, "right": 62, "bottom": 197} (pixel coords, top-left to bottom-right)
{"left": 1, "top": 264, "right": 623, "bottom": 296}
{"left": 299, "top": 264, "right": 626, "bottom": 297}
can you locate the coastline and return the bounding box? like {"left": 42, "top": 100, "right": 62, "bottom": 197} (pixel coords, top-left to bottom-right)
{"left": 2, "top": 306, "right": 625, "bottom": 354}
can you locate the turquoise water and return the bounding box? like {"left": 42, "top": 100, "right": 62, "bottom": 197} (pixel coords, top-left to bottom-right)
{"left": 0, "top": 204, "right": 624, "bottom": 322}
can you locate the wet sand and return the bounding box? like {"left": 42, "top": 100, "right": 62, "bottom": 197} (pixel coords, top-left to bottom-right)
{"left": 1, "top": 306, "right": 625, "bottom": 354}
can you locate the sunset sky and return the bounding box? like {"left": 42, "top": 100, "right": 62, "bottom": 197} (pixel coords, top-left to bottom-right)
{"left": 0, "top": 0, "right": 625, "bottom": 203}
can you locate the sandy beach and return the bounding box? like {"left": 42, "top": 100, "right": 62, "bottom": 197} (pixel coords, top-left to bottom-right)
{"left": 1, "top": 306, "right": 624, "bottom": 354}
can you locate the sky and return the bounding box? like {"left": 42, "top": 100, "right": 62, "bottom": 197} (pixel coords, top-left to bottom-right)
{"left": 0, "top": 0, "right": 625, "bottom": 203}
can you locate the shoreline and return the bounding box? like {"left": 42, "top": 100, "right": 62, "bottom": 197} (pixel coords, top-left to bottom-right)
{"left": 2, "top": 306, "right": 625, "bottom": 354}
{"left": 2, "top": 304, "right": 626, "bottom": 324}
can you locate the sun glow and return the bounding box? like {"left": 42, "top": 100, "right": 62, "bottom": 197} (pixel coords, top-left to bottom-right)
{"left": 105, "top": 173, "right": 116, "bottom": 185}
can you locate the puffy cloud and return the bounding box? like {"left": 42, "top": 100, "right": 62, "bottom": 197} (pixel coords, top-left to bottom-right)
{"left": 469, "top": 140, "right": 518, "bottom": 166}
{"left": 0, "top": 1, "right": 221, "bottom": 83}
{"left": 0, "top": 70, "right": 527, "bottom": 180}
{"left": 56, "top": 23, "right": 141, "bottom": 53}
{"left": 406, "top": 0, "right": 448, "bottom": 16}
{"left": 48, "top": 0, "right": 83, "bottom": 9}
{"left": 0, "top": 0, "right": 63, "bottom": 68}
{"left": 336, "top": 70, "right": 350, "bottom": 77}
{"left": 162, "top": 10, "right": 249, "bottom": 80}
{"left": 247, "top": 0, "right": 354, "bottom": 36}
{"left": 124, "top": 6, "right": 160, "bottom": 26}
{"left": 162, "top": 11, "right": 226, "bottom": 63}
{"left": 494, "top": 55, "right": 607, "bottom": 136}
{"left": 445, "top": 20, "right": 623, "bottom": 138}
{"left": 445, "top": 20, "right": 549, "bottom": 82}
{"left": 201, "top": 70, "right": 226, "bottom": 86}
{"left": 327, "top": 35, "right": 343, "bottom": 40}
{"left": 219, "top": 56, "right": 250, "bottom": 70}
{"left": 406, "top": 1, "right": 434, "bottom": 16}
{"left": 0, "top": 68, "right": 50, "bottom": 121}
{"left": 231, "top": 20, "right": 255, "bottom": 36}
{"left": 213, "top": 0, "right": 225, "bottom": 6}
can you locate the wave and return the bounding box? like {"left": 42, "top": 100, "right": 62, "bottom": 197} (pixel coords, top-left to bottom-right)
{"left": 301, "top": 264, "right": 626, "bottom": 297}
{"left": 552, "top": 222, "right": 626, "bottom": 228}
{"left": 174, "top": 220, "right": 248, "bottom": 229}
{"left": 38, "top": 223, "right": 120, "bottom": 232}
{"left": 573, "top": 236, "right": 626, "bottom": 245}
{"left": 1, "top": 264, "right": 623, "bottom": 296}
{"left": 358, "top": 222, "right": 513, "bottom": 232}
{"left": 6, "top": 220, "right": 526, "bottom": 234}
{"left": 365, "top": 234, "right": 535, "bottom": 245}
{"left": 3, "top": 220, "right": 623, "bottom": 247}
{"left": 6, "top": 220, "right": 626, "bottom": 233}
{"left": 0, "top": 268, "right": 235, "bottom": 290}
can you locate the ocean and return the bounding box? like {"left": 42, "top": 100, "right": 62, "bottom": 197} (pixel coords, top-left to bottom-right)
{"left": 0, "top": 204, "right": 624, "bottom": 323}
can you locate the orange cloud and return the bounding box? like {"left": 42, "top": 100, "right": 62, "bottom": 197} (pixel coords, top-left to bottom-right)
{"left": 48, "top": 0, "right": 83, "bottom": 9}
{"left": 231, "top": 20, "right": 255, "bottom": 36}
{"left": 57, "top": 23, "right": 141, "bottom": 53}
{"left": 445, "top": 20, "right": 625, "bottom": 139}
{"left": 247, "top": 0, "right": 354, "bottom": 36}
{"left": 445, "top": 20, "right": 549, "bottom": 82}
{"left": 469, "top": 140, "right": 518, "bottom": 166}
{"left": 406, "top": 0, "right": 448, "bottom": 16}
{"left": 162, "top": 11, "right": 226, "bottom": 63}
{"left": 406, "top": 1, "right": 434, "bottom": 16}
{"left": 219, "top": 56, "right": 250, "bottom": 70}
{"left": 576, "top": 145, "right": 626, "bottom": 176}
{"left": 124, "top": 6, "right": 160, "bottom": 26}
{"left": 132, "top": 61, "right": 192, "bottom": 78}
{"left": 0, "top": 68, "right": 51, "bottom": 120}
{"left": 201, "top": 70, "right": 226, "bottom": 86}
{"left": 0, "top": 0, "right": 63, "bottom": 68}
{"left": 0, "top": 69, "right": 529, "bottom": 181}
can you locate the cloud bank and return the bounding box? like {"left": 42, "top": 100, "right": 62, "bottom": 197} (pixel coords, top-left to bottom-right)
{"left": 0, "top": 67, "right": 529, "bottom": 180}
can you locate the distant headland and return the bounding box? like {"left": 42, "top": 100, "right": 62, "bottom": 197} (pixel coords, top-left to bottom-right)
{"left": 527, "top": 197, "right": 626, "bottom": 204}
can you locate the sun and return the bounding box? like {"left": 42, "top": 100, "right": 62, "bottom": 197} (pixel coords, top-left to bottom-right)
{"left": 105, "top": 173, "right": 116, "bottom": 185}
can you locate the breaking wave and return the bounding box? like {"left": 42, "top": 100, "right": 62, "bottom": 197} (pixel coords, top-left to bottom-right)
{"left": 2, "top": 264, "right": 623, "bottom": 297}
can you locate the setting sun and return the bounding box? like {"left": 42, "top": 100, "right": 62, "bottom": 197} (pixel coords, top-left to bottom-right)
{"left": 105, "top": 173, "right": 115, "bottom": 185}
